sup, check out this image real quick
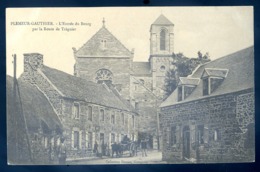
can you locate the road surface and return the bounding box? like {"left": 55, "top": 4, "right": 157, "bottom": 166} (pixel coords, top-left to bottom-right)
{"left": 67, "top": 150, "right": 167, "bottom": 165}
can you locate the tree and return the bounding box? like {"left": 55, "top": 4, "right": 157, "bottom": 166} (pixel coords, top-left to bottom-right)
{"left": 164, "top": 69, "right": 178, "bottom": 97}
{"left": 164, "top": 52, "right": 211, "bottom": 97}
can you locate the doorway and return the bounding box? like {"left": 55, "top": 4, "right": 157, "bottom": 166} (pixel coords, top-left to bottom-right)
{"left": 183, "top": 126, "right": 190, "bottom": 159}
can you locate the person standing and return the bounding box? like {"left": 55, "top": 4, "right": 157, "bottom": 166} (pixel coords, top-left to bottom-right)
{"left": 111, "top": 142, "right": 116, "bottom": 158}
{"left": 93, "top": 141, "right": 99, "bottom": 156}
{"left": 141, "top": 139, "right": 147, "bottom": 157}
{"left": 58, "top": 137, "right": 67, "bottom": 164}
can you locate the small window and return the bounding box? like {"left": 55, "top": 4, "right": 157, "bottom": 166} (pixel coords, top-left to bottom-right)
{"left": 160, "top": 65, "right": 166, "bottom": 71}
{"left": 214, "top": 129, "right": 221, "bottom": 141}
{"left": 121, "top": 113, "right": 125, "bottom": 125}
{"left": 203, "top": 78, "right": 209, "bottom": 96}
{"left": 111, "top": 133, "right": 115, "bottom": 143}
{"left": 111, "top": 113, "right": 115, "bottom": 124}
{"left": 197, "top": 125, "right": 204, "bottom": 144}
{"left": 100, "top": 109, "right": 105, "bottom": 122}
{"left": 73, "top": 103, "right": 80, "bottom": 119}
{"left": 132, "top": 115, "right": 135, "bottom": 128}
{"left": 87, "top": 132, "right": 93, "bottom": 149}
{"left": 101, "top": 39, "right": 107, "bottom": 49}
{"left": 171, "top": 126, "right": 177, "bottom": 146}
{"left": 135, "top": 102, "right": 139, "bottom": 110}
{"left": 44, "top": 137, "right": 48, "bottom": 148}
{"left": 88, "top": 106, "right": 92, "bottom": 121}
{"left": 73, "top": 131, "right": 80, "bottom": 149}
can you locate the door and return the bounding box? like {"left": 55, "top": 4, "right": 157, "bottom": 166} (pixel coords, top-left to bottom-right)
{"left": 100, "top": 133, "right": 105, "bottom": 155}
{"left": 183, "top": 126, "right": 190, "bottom": 159}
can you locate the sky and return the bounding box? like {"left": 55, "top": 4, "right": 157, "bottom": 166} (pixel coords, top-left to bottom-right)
{"left": 6, "top": 7, "right": 253, "bottom": 77}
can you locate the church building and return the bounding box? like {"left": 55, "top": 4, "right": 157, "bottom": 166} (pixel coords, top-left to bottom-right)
{"left": 73, "top": 15, "right": 176, "bottom": 148}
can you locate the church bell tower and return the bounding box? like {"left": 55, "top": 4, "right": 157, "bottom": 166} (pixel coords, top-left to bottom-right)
{"left": 149, "top": 14, "right": 174, "bottom": 98}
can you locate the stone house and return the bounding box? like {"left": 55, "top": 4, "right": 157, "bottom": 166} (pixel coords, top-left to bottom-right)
{"left": 159, "top": 46, "right": 254, "bottom": 163}
{"left": 73, "top": 14, "right": 177, "bottom": 148}
{"left": 20, "top": 53, "right": 138, "bottom": 160}
{"left": 7, "top": 75, "right": 63, "bottom": 164}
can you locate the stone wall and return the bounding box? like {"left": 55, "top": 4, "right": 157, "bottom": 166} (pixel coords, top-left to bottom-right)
{"left": 160, "top": 89, "right": 255, "bottom": 163}
{"left": 75, "top": 57, "right": 131, "bottom": 99}
{"left": 61, "top": 98, "right": 138, "bottom": 159}
{"left": 130, "top": 75, "right": 158, "bottom": 148}
{"left": 22, "top": 53, "right": 138, "bottom": 160}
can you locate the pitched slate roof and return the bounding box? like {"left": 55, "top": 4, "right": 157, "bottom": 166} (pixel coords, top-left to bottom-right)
{"left": 132, "top": 62, "right": 151, "bottom": 75}
{"left": 179, "top": 77, "right": 200, "bottom": 86}
{"left": 75, "top": 26, "right": 132, "bottom": 58}
{"left": 202, "top": 68, "right": 229, "bottom": 78}
{"left": 7, "top": 75, "right": 62, "bottom": 132}
{"left": 160, "top": 46, "right": 254, "bottom": 107}
{"left": 40, "top": 65, "right": 135, "bottom": 112}
{"left": 152, "top": 14, "right": 174, "bottom": 25}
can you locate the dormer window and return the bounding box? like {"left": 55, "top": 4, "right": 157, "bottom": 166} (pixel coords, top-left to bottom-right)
{"left": 177, "top": 77, "right": 200, "bottom": 102}
{"left": 202, "top": 68, "right": 228, "bottom": 96}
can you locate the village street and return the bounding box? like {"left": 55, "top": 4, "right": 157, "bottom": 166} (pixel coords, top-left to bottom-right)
{"left": 67, "top": 150, "right": 167, "bottom": 165}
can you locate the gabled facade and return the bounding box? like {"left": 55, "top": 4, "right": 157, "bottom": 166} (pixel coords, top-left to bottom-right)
{"left": 73, "top": 15, "right": 176, "bottom": 149}
{"left": 159, "top": 46, "right": 254, "bottom": 163}
{"left": 20, "top": 53, "right": 138, "bottom": 160}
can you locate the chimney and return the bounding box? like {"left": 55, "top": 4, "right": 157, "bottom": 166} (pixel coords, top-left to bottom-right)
{"left": 24, "top": 53, "right": 43, "bottom": 72}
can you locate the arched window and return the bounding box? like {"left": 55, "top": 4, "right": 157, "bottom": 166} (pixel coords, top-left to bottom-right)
{"left": 160, "top": 29, "right": 166, "bottom": 50}
{"left": 95, "top": 69, "right": 113, "bottom": 84}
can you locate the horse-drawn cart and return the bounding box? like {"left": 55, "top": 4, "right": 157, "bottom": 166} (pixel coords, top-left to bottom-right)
{"left": 111, "top": 141, "right": 138, "bottom": 158}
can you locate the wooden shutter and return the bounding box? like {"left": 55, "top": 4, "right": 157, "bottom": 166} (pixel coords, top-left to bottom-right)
{"left": 71, "top": 130, "right": 74, "bottom": 148}
{"left": 79, "top": 130, "right": 82, "bottom": 149}
{"left": 93, "top": 132, "right": 96, "bottom": 147}
{"left": 85, "top": 131, "right": 89, "bottom": 148}
{"left": 204, "top": 125, "right": 209, "bottom": 144}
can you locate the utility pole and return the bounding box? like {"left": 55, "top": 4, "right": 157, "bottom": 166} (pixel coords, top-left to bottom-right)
{"left": 12, "top": 54, "right": 33, "bottom": 163}
{"left": 12, "top": 54, "right": 18, "bottom": 162}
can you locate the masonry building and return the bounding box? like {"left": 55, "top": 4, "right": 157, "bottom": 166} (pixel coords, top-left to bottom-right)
{"left": 73, "top": 15, "right": 176, "bottom": 148}
{"left": 20, "top": 53, "right": 138, "bottom": 160}
{"left": 159, "top": 46, "right": 254, "bottom": 163}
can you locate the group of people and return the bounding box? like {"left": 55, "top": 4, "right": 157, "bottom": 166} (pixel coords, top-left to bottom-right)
{"left": 56, "top": 136, "right": 150, "bottom": 164}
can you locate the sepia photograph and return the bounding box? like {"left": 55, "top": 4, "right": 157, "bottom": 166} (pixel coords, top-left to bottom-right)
{"left": 6, "top": 7, "right": 254, "bottom": 165}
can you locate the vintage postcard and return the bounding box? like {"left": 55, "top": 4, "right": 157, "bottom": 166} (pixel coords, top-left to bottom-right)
{"left": 6, "top": 7, "right": 254, "bottom": 165}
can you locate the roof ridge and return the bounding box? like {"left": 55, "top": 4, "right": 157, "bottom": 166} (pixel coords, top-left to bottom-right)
{"left": 75, "top": 26, "right": 132, "bottom": 57}
{"left": 42, "top": 65, "right": 98, "bottom": 85}
{"left": 190, "top": 46, "right": 253, "bottom": 77}
{"left": 152, "top": 14, "right": 174, "bottom": 25}
{"left": 103, "top": 27, "right": 132, "bottom": 55}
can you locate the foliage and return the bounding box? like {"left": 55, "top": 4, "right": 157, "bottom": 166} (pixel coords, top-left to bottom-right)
{"left": 164, "top": 52, "right": 211, "bottom": 97}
